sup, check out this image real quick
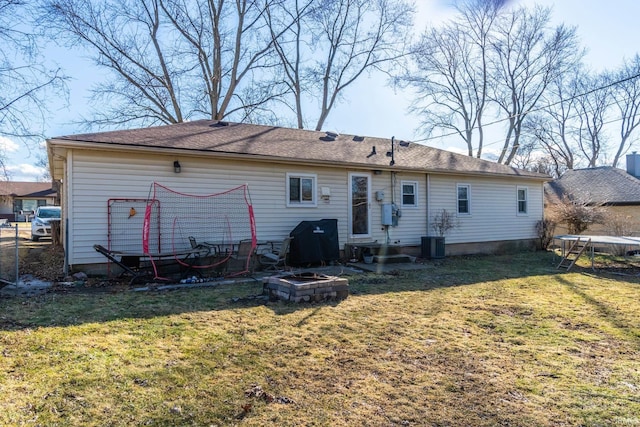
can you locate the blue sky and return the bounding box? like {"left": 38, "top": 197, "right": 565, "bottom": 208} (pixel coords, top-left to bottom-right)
{"left": 4, "top": 0, "right": 640, "bottom": 181}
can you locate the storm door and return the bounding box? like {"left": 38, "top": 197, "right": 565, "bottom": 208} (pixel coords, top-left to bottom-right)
{"left": 349, "top": 172, "right": 371, "bottom": 237}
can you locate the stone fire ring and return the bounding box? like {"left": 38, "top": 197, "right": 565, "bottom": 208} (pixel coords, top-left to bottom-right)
{"left": 263, "top": 272, "right": 349, "bottom": 303}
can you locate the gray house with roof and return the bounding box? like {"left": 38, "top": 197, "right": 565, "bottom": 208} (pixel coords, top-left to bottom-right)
{"left": 47, "top": 120, "right": 548, "bottom": 273}
{"left": 0, "top": 181, "right": 57, "bottom": 222}
{"left": 544, "top": 153, "right": 640, "bottom": 236}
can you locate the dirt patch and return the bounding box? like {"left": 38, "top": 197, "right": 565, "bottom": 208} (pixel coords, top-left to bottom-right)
{"left": 8, "top": 222, "right": 66, "bottom": 282}
{"left": 19, "top": 242, "right": 66, "bottom": 282}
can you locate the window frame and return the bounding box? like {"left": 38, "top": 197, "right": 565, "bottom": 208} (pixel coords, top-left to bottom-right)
{"left": 517, "top": 186, "right": 528, "bottom": 215}
{"left": 286, "top": 172, "right": 317, "bottom": 207}
{"left": 457, "top": 183, "right": 471, "bottom": 215}
{"left": 400, "top": 180, "right": 418, "bottom": 208}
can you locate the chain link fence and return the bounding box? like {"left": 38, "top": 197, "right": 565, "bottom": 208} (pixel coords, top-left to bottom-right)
{"left": 0, "top": 223, "right": 19, "bottom": 286}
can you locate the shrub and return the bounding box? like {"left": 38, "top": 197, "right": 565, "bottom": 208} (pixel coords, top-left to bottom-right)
{"left": 547, "top": 196, "right": 605, "bottom": 235}
{"left": 430, "top": 209, "right": 458, "bottom": 237}
{"left": 535, "top": 218, "right": 557, "bottom": 250}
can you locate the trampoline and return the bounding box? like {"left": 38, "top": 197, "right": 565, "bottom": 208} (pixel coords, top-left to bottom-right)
{"left": 553, "top": 234, "right": 640, "bottom": 270}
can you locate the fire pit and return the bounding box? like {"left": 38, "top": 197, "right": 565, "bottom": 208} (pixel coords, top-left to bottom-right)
{"left": 263, "top": 272, "right": 349, "bottom": 302}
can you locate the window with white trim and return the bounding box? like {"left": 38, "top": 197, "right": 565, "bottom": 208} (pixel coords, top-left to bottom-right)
{"left": 401, "top": 181, "right": 418, "bottom": 207}
{"left": 517, "top": 186, "right": 528, "bottom": 214}
{"left": 457, "top": 184, "right": 470, "bottom": 215}
{"left": 287, "top": 173, "right": 317, "bottom": 207}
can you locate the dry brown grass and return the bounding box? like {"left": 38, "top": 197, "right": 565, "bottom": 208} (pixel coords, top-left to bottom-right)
{"left": 1, "top": 251, "right": 639, "bottom": 426}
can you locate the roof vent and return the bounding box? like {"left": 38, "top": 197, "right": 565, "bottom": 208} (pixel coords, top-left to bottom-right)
{"left": 325, "top": 131, "right": 339, "bottom": 139}
{"left": 399, "top": 140, "right": 410, "bottom": 147}
{"left": 320, "top": 131, "right": 339, "bottom": 142}
{"left": 210, "top": 120, "right": 230, "bottom": 127}
{"left": 353, "top": 136, "right": 365, "bottom": 142}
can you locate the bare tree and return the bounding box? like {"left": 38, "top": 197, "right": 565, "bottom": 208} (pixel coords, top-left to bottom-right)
{"left": 161, "top": 0, "right": 290, "bottom": 121}
{"left": 490, "top": 5, "right": 581, "bottom": 165}
{"left": 574, "top": 72, "right": 611, "bottom": 167}
{"left": 41, "top": 0, "right": 285, "bottom": 128}
{"left": 402, "top": 0, "right": 501, "bottom": 157}
{"left": 403, "top": 2, "right": 580, "bottom": 165}
{"left": 1, "top": 0, "right": 65, "bottom": 141}
{"left": 521, "top": 71, "right": 583, "bottom": 176}
{"left": 610, "top": 55, "right": 640, "bottom": 167}
{"left": 267, "top": 0, "right": 413, "bottom": 131}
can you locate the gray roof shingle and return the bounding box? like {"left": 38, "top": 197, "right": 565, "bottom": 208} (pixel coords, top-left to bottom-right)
{"left": 49, "top": 120, "right": 549, "bottom": 180}
{"left": 545, "top": 166, "right": 640, "bottom": 205}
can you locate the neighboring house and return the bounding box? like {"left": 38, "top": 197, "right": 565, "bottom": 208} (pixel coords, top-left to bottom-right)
{"left": 0, "top": 181, "right": 57, "bottom": 222}
{"left": 47, "top": 120, "right": 549, "bottom": 274}
{"left": 544, "top": 153, "right": 640, "bottom": 236}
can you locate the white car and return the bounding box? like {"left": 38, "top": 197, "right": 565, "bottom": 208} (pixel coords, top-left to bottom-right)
{"left": 30, "top": 206, "right": 62, "bottom": 241}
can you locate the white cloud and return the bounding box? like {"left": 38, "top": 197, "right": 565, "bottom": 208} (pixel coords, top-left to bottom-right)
{"left": 0, "top": 136, "right": 19, "bottom": 153}
{"left": 5, "top": 163, "right": 47, "bottom": 182}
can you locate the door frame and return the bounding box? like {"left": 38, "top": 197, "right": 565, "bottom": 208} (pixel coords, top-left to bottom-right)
{"left": 348, "top": 172, "right": 372, "bottom": 238}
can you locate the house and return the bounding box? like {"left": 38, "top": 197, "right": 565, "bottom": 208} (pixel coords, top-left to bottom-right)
{"left": 544, "top": 154, "right": 640, "bottom": 236}
{"left": 0, "top": 181, "right": 57, "bottom": 222}
{"left": 47, "top": 120, "right": 549, "bottom": 274}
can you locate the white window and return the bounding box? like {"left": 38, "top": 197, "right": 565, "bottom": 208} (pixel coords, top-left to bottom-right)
{"left": 401, "top": 181, "right": 418, "bottom": 207}
{"left": 287, "top": 173, "right": 317, "bottom": 207}
{"left": 517, "top": 186, "right": 528, "bottom": 214}
{"left": 457, "top": 184, "right": 470, "bottom": 215}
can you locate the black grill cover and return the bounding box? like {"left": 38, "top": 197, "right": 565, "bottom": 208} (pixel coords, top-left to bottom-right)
{"left": 289, "top": 219, "right": 339, "bottom": 266}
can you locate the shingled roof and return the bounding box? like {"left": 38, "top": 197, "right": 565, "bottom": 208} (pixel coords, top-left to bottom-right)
{"left": 545, "top": 166, "right": 640, "bottom": 205}
{"left": 48, "top": 120, "right": 548, "bottom": 180}
{"left": 0, "top": 181, "right": 55, "bottom": 198}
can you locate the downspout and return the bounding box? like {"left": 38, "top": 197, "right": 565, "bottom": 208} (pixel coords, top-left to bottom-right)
{"left": 64, "top": 151, "right": 71, "bottom": 276}
{"left": 388, "top": 168, "right": 399, "bottom": 245}
{"left": 387, "top": 135, "right": 396, "bottom": 245}
{"left": 64, "top": 217, "right": 69, "bottom": 277}
{"left": 426, "top": 173, "right": 431, "bottom": 236}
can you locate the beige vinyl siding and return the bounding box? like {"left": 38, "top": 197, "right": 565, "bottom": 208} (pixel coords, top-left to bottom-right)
{"left": 428, "top": 174, "right": 543, "bottom": 244}
{"left": 67, "top": 150, "right": 357, "bottom": 266}
{"left": 65, "top": 148, "right": 543, "bottom": 267}
{"left": 365, "top": 172, "right": 428, "bottom": 246}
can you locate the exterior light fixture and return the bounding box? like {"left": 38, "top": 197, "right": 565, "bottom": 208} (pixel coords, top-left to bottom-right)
{"left": 173, "top": 160, "right": 181, "bottom": 173}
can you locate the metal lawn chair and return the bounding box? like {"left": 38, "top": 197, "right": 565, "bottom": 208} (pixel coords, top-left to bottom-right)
{"left": 259, "top": 237, "right": 292, "bottom": 271}
{"left": 226, "top": 239, "right": 256, "bottom": 274}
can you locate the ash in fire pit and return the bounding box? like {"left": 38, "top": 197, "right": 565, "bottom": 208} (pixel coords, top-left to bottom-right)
{"left": 263, "top": 272, "right": 348, "bottom": 302}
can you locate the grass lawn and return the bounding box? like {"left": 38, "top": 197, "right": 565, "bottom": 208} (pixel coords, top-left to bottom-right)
{"left": 1, "top": 251, "right": 639, "bottom": 426}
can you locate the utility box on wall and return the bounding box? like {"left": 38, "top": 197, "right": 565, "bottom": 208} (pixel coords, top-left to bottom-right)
{"left": 421, "top": 236, "right": 445, "bottom": 259}
{"left": 381, "top": 203, "right": 400, "bottom": 227}
{"left": 381, "top": 204, "right": 393, "bottom": 226}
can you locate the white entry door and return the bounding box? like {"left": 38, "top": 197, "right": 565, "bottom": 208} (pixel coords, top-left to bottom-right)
{"left": 349, "top": 172, "right": 371, "bottom": 237}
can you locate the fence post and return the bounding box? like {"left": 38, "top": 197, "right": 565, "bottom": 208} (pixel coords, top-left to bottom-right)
{"left": 15, "top": 224, "right": 19, "bottom": 285}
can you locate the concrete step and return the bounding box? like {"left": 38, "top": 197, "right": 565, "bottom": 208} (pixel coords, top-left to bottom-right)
{"left": 373, "top": 254, "right": 415, "bottom": 264}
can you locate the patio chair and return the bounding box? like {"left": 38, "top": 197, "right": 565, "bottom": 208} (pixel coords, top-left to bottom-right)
{"left": 226, "top": 239, "right": 257, "bottom": 274}
{"left": 259, "top": 237, "right": 292, "bottom": 271}
{"left": 188, "top": 236, "right": 216, "bottom": 256}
